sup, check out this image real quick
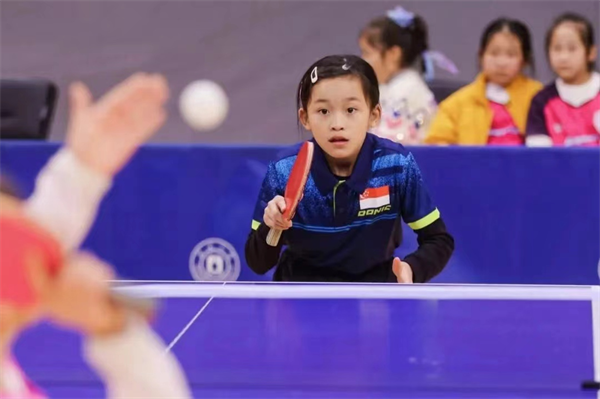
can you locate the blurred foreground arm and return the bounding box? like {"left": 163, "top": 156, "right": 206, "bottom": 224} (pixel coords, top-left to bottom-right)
{"left": 44, "top": 252, "right": 191, "bottom": 399}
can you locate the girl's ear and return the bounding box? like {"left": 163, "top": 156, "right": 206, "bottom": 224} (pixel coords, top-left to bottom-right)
{"left": 369, "top": 104, "right": 382, "bottom": 129}
{"left": 588, "top": 45, "right": 598, "bottom": 65}
{"left": 298, "top": 108, "right": 310, "bottom": 131}
{"left": 386, "top": 46, "right": 403, "bottom": 67}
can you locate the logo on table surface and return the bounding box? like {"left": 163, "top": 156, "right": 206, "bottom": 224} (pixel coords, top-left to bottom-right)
{"left": 189, "top": 238, "right": 240, "bottom": 281}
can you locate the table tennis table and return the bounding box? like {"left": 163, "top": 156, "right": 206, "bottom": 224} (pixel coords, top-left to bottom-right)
{"left": 14, "top": 282, "right": 600, "bottom": 398}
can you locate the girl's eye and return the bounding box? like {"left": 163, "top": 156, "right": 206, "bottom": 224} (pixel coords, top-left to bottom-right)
{"left": 348, "top": 108, "right": 357, "bottom": 114}
{"left": 318, "top": 109, "right": 329, "bottom": 115}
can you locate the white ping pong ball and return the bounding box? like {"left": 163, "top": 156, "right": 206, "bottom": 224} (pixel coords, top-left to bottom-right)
{"left": 179, "top": 80, "right": 229, "bottom": 131}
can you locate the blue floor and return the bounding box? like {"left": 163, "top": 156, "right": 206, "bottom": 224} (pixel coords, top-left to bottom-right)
{"left": 13, "top": 295, "right": 597, "bottom": 398}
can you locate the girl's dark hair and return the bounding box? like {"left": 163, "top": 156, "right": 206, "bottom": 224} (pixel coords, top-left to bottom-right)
{"left": 296, "top": 55, "right": 380, "bottom": 114}
{"left": 479, "top": 17, "right": 535, "bottom": 73}
{"left": 545, "top": 12, "right": 596, "bottom": 71}
{"left": 360, "top": 14, "right": 429, "bottom": 72}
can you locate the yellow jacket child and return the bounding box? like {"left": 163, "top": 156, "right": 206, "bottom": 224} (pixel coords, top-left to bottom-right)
{"left": 425, "top": 18, "right": 543, "bottom": 146}
{"left": 426, "top": 73, "right": 542, "bottom": 145}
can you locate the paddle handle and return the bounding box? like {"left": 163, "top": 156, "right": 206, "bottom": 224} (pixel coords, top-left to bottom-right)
{"left": 266, "top": 228, "right": 283, "bottom": 247}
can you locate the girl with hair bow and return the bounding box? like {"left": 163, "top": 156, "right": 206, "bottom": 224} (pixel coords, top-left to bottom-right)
{"left": 359, "top": 6, "right": 458, "bottom": 145}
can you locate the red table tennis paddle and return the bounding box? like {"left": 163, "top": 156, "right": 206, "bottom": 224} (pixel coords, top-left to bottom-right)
{"left": 266, "top": 141, "right": 314, "bottom": 246}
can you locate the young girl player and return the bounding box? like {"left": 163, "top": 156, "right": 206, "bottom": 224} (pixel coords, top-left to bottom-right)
{"left": 245, "top": 55, "right": 454, "bottom": 283}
